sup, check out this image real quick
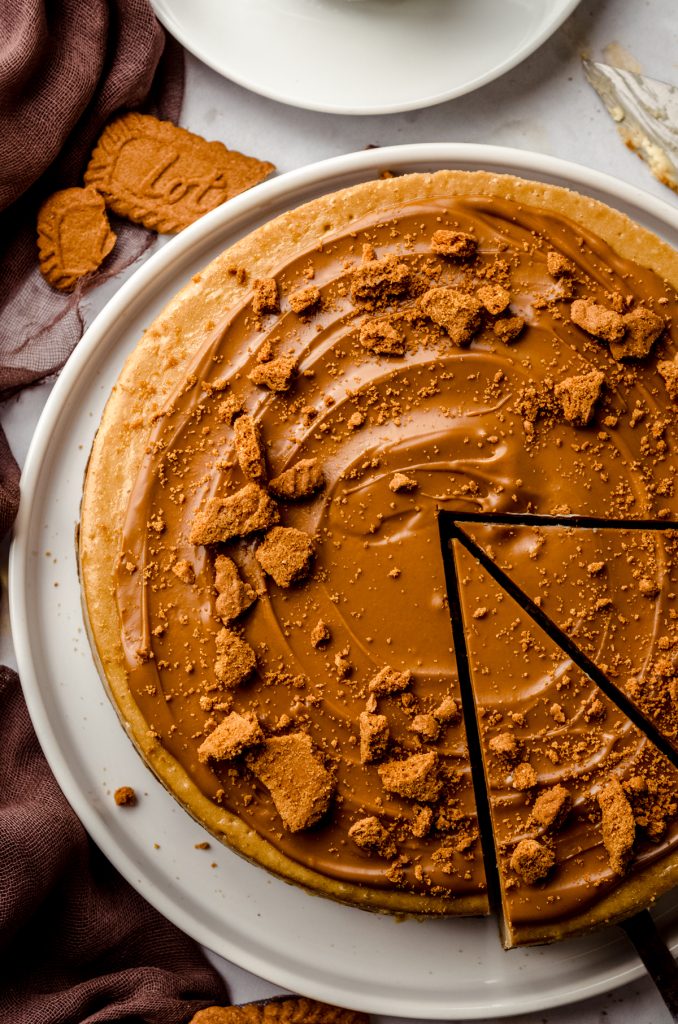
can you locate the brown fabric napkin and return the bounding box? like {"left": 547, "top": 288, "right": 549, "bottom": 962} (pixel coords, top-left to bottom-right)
{"left": 0, "top": 1, "right": 229, "bottom": 1018}
{"left": 0, "top": 664, "right": 230, "bottom": 1020}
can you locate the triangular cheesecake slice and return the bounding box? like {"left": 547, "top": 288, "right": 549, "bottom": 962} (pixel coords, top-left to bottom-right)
{"left": 456, "top": 516, "right": 678, "bottom": 753}
{"left": 450, "top": 539, "right": 678, "bottom": 947}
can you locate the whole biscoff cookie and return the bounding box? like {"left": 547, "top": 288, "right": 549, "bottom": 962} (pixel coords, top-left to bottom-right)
{"left": 37, "top": 186, "right": 117, "bottom": 291}
{"left": 84, "top": 113, "right": 275, "bottom": 234}
{"left": 190, "top": 998, "right": 369, "bottom": 1023}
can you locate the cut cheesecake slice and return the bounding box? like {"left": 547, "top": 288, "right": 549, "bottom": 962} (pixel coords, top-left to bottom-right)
{"left": 451, "top": 539, "right": 678, "bottom": 947}
{"left": 457, "top": 517, "right": 678, "bottom": 753}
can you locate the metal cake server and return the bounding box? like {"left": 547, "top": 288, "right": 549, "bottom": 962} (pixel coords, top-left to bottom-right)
{"left": 582, "top": 58, "right": 678, "bottom": 194}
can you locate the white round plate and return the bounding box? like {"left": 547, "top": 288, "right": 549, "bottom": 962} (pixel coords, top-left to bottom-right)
{"left": 150, "top": 0, "right": 581, "bottom": 115}
{"left": 10, "top": 145, "right": 678, "bottom": 1020}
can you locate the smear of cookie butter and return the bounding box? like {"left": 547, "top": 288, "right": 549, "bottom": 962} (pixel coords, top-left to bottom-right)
{"left": 114, "top": 194, "right": 678, "bottom": 923}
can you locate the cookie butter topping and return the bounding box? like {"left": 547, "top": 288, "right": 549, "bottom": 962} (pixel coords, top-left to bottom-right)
{"left": 115, "top": 193, "right": 678, "bottom": 921}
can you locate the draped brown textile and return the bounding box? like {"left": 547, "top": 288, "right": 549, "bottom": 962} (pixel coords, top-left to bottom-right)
{"left": 0, "top": 1, "right": 230, "bottom": 1019}
{"left": 0, "top": 665, "right": 230, "bottom": 1020}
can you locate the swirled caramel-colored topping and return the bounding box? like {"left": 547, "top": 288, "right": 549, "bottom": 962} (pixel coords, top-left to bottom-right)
{"left": 114, "top": 192, "right": 678, "bottom": 928}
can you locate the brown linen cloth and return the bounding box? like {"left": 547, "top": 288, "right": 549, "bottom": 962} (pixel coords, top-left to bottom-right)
{"left": 0, "top": 665, "right": 230, "bottom": 1020}
{"left": 0, "top": 0, "right": 230, "bottom": 1018}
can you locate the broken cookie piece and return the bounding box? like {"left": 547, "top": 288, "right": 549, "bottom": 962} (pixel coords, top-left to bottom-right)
{"left": 512, "top": 762, "right": 537, "bottom": 791}
{"left": 268, "top": 458, "right": 325, "bottom": 500}
{"left": 214, "top": 554, "right": 257, "bottom": 623}
{"left": 433, "top": 695, "right": 460, "bottom": 725}
{"left": 546, "top": 250, "right": 576, "bottom": 279}
{"left": 476, "top": 283, "right": 510, "bottom": 316}
{"left": 248, "top": 354, "right": 297, "bottom": 392}
{"left": 658, "top": 358, "right": 678, "bottom": 400}
{"left": 214, "top": 627, "right": 257, "bottom": 689}
{"left": 247, "top": 732, "right": 334, "bottom": 832}
{"left": 252, "top": 277, "right": 279, "bottom": 317}
{"left": 488, "top": 731, "right": 522, "bottom": 764}
{"left": 419, "top": 287, "right": 483, "bottom": 346}
{"left": 493, "top": 316, "right": 524, "bottom": 344}
{"left": 310, "top": 619, "right": 331, "bottom": 648}
{"left": 288, "top": 283, "right": 321, "bottom": 315}
{"left": 389, "top": 472, "right": 417, "bottom": 493}
{"left": 190, "top": 483, "right": 279, "bottom": 545}
{"left": 610, "top": 306, "right": 664, "bottom": 361}
{"left": 410, "top": 713, "right": 440, "bottom": 742}
{"left": 531, "top": 784, "right": 571, "bottom": 832}
{"left": 348, "top": 816, "right": 396, "bottom": 858}
{"left": 350, "top": 254, "right": 410, "bottom": 304}
{"left": 430, "top": 229, "right": 477, "bottom": 260}
{"left": 598, "top": 777, "right": 636, "bottom": 875}
{"left": 510, "top": 838, "right": 555, "bottom": 884}
{"left": 378, "top": 751, "right": 441, "bottom": 802}
{"left": 255, "top": 526, "right": 314, "bottom": 587}
{"left": 570, "top": 299, "right": 625, "bottom": 343}
{"left": 368, "top": 665, "right": 412, "bottom": 696}
{"left": 554, "top": 369, "right": 604, "bottom": 426}
{"left": 233, "top": 414, "right": 266, "bottom": 482}
{"left": 198, "top": 711, "right": 263, "bottom": 763}
{"left": 359, "top": 710, "right": 390, "bottom": 764}
{"left": 359, "top": 317, "right": 406, "bottom": 357}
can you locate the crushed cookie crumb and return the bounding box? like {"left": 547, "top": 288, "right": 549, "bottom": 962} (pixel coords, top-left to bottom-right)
{"left": 114, "top": 786, "right": 136, "bottom": 807}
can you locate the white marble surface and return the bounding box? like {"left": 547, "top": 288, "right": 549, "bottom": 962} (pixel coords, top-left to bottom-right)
{"left": 3, "top": 0, "right": 677, "bottom": 1020}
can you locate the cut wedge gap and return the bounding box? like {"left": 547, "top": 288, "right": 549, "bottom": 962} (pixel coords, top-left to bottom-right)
{"left": 444, "top": 517, "right": 678, "bottom": 773}
{"left": 447, "top": 536, "right": 678, "bottom": 948}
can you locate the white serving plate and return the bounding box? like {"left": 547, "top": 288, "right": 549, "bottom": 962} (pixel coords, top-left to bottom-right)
{"left": 150, "top": 0, "right": 581, "bottom": 115}
{"left": 10, "top": 145, "right": 678, "bottom": 1020}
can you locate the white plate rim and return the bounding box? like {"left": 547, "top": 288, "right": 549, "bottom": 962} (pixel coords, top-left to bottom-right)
{"left": 9, "top": 143, "right": 678, "bottom": 1019}
{"left": 150, "top": 0, "right": 582, "bottom": 115}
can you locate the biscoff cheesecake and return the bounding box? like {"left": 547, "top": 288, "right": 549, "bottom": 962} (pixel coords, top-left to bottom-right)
{"left": 79, "top": 169, "right": 678, "bottom": 943}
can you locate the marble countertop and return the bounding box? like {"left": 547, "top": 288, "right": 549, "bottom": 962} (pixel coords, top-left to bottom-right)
{"left": 3, "top": 0, "right": 677, "bottom": 1020}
